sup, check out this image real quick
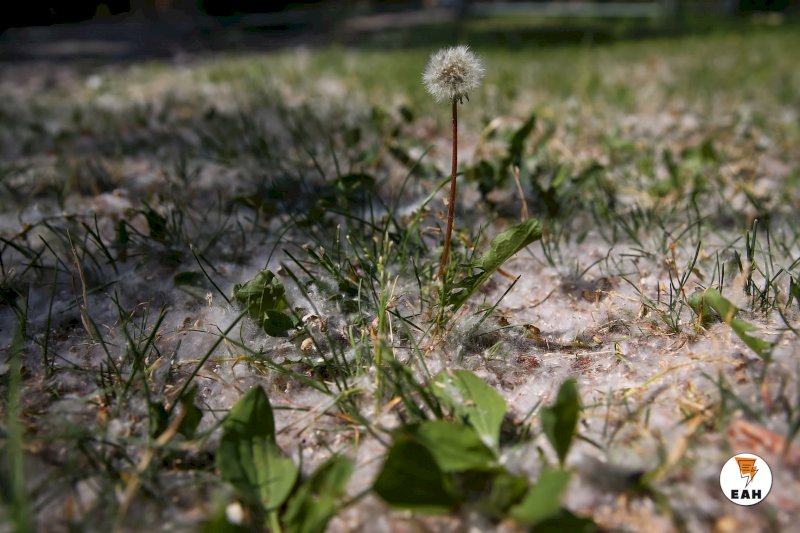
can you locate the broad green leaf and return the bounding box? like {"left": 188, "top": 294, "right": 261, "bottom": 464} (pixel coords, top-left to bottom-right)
{"left": 509, "top": 469, "right": 572, "bottom": 525}
{"left": 729, "top": 319, "right": 774, "bottom": 362}
{"left": 535, "top": 509, "right": 598, "bottom": 532}
{"left": 177, "top": 385, "right": 202, "bottom": 439}
{"left": 218, "top": 387, "right": 298, "bottom": 510}
{"left": 414, "top": 420, "right": 496, "bottom": 472}
{"left": 373, "top": 436, "right": 458, "bottom": 513}
{"left": 475, "top": 219, "right": 543, "bottom": 274}
{"left": 262, "top": 309, "right": 296, "bottom": 337}
{"left": 233, "top": 270, "right": 294, "bottom": 337}
{"left": 540, "top": 379, "right": 580, "bottom": 466}
{"left": 702, "top": 289, "right": 774, "bottom": 361}
{"left": 233, "top": 270, "right": 288, "bottom": 315}
{"left": 687, "top": 292, "right": 714, "bottom": 327}
{"left": 448, "top": 219, "right": 542, "bottom": 312}
{"left": 701, "top": 289, "right": 737, "bottom": 321}
{"left": 148, "top": 400, "right": 169, "bottom": 439}
{"left": 432, "top": 370, "right": 507, "bottom": 450}
{"left": 507, "top": 114, "right": 536, "bottom": 167}
{"left": 457, "top": 468, "right": 529, "bottom": 518}
{"left": 284, "top": 455, "right": 354, "bottom": 533}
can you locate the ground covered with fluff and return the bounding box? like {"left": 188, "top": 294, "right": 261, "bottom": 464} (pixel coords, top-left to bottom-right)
{"left": 1, "top": 19, "right": 799, "bottom": 532}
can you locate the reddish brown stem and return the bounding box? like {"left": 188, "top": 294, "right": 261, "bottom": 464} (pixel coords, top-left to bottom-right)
{"left": 439, "top": 98, "right": 458, "bottom": 278}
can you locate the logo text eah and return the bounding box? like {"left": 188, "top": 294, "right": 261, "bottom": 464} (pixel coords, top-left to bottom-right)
{"left": 719, "top": 453, "right": 772, "bottom": 507}
{"left": 729, "top": 488, "right": 762, "bottom": 501}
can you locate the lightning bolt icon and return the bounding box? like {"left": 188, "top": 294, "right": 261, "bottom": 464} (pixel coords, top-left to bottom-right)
{"left": 741, "top": 465, "right": 757, "bottom": 487}
{"left": 735, "top": 457, "right": 758, "bottom": 488}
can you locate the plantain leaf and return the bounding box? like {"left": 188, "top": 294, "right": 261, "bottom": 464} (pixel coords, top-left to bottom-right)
{"left": 533, "top": 509, "right": 598, "bottom": 532}
{"left": 432, "top": 370, "right": 507, "bottom": 450}
{"left": 148, "top": 400, "right": 169, "bottom": 439}
{"left": 177, "top": 385, "right": 202, "bottom": 439}
{"left": 448, "top": 219, "right": 542, "bottom": 312}
{"left": 233, "top": 270, "right": 295, "bottom": 337}
{"left": 283, "top": 455, "right": 354, "bottom": 533}
{"left": 414, "top": 420, "right": 497, "bottom": 472}
{"left": 688, "top": 291, "right": 715, "bottom": 327}
{"left": 476, "top": 468, "right": 530, "bottom": 518}
{"left": 701, "top": 288, "right": 737, "bottom": 321}
{"left": 540, "top": 379, "right": 580, "bottom": 466}
{"left": 262, "top": 309, "right": 296, "bottom": 337}
{"left": 233, "top": 270, "right": 288, "bottom": 315}
{"left": 373, "top": 436, "right": 458, "bottom": 513}
{"left": 217, "top": 387, "right": 297, "bottom": 510}
{"left": 507, "top": 114, "right": 537, "bottom": 167}
{"left": 509, "top": 469, "right": 572, "bottom": 525}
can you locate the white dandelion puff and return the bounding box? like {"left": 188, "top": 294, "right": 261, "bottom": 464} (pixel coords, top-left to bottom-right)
{"left": 423, "top": 45, "right": 485, "bottom": 103}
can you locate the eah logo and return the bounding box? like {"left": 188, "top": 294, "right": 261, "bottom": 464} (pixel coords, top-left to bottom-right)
{"left": 719, "top": 453, "right": 772, "bottom": 506}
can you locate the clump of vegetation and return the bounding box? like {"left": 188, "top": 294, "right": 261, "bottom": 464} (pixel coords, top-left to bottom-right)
{"left": 0, "top": 18, "right": 798, "bottom": 532}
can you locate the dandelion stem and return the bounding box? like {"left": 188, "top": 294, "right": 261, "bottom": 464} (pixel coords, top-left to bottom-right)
{"left": 439, "top": 98, "right": 458, "bottom": 278}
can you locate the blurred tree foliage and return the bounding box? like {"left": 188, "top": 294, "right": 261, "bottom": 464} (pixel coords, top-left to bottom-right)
{"left": 2, "top": 0, "right": 795, "bottom": 32}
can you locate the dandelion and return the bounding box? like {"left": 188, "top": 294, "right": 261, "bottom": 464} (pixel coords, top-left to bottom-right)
{"left": 423, "top": 45, "right": 485, "bottom": 104}
{"left": 422, "top": 45, "right": 485, "bottom": 278}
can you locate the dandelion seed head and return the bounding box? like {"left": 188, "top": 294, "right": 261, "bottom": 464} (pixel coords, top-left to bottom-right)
{"left": 423, "top": 45, "right": 485, "bottom": 103}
